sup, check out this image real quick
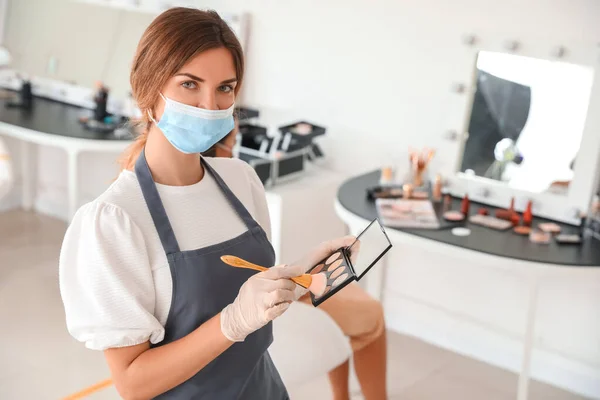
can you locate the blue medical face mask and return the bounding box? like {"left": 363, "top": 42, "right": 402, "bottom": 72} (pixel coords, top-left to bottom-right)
{"left": 149, "top": 94, "right": 235, "bottom": 154}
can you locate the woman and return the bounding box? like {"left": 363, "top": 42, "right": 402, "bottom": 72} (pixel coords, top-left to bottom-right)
{"left": 60, "top": 7, "right": 386, "bottom": 400}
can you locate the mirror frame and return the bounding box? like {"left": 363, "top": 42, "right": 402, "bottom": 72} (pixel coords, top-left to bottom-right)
{"left": 445, "top": 42, "right": 600, "bottom": 225}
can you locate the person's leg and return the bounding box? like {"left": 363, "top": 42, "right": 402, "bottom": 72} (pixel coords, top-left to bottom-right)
{"left": 352, "top": 325, "right": 387, "bottom": 400}
{"left": 328, "top": 360, "right": 350, "bottom": 400}
{"left": 301, "top": 284, "right": 387, "bottom": 400}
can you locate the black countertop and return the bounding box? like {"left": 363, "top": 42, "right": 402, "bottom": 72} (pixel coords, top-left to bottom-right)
{"left": 0, "top": 94, "right": 132, "bottom": 141}
{"left": 338, "top": 171, "right": 600, "bottom": 267}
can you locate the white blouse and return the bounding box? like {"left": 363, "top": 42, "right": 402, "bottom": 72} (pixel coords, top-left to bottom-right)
{"left": 59, "top": 157, "right": 272, "bottom": 351}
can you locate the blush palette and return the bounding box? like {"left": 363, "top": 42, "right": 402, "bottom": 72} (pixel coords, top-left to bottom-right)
{"left": 307, "top": 219, "right": 392, "bottom": 307}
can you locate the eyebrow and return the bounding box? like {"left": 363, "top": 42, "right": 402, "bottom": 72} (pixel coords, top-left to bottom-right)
{"left": 175, "top": 73, "right": 237, "bottom": 84}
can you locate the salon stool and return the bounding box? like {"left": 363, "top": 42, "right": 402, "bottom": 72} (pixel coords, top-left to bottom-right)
{"left": 269, "top": 301, "right": 352, "bottom": 387}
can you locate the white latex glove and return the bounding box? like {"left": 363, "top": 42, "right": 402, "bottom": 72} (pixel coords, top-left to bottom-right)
{"left": 290, "top": 235, "right": 358, "bottom": 300}
{"left": 221, "top": 264, "right": 305, "bottom": 342}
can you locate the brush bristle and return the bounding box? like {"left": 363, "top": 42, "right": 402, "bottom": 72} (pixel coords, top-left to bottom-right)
{"left": 308, "top": 273, "right": 327, "bottom": 296}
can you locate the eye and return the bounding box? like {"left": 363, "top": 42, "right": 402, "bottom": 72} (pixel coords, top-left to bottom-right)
{"left": 218, "top": 84, "right": 234, "bottom": 93}
{"left": 181, "top": 81, "right": 197, "bottom": 89}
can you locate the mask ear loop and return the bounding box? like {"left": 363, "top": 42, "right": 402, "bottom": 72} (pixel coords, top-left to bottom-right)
{"left": 147, "top": 109, "right": 157, "bottom": 124}
{"left": 147, "top": 93, "right": 167, "bottom": 124}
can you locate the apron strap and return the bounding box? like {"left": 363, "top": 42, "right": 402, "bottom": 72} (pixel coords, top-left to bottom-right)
{"left": 134, "top": 149, "right": 181, "bottom": 255}
{"left": 201, "top": 157, "right": 259, "bottom": 231}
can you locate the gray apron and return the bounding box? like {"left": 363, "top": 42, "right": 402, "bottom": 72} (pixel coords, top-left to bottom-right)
{"left": 135, "top": 150, "right": 289, "bottom": 400}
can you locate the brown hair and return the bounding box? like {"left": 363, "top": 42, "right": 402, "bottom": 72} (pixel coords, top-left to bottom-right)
{"left": 119, "top": 7, "right": 244, "bottom": 170}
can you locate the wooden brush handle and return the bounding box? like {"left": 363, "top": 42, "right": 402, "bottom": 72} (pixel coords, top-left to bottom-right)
{"left": 220, "top": 255, "right": 312, "bottom": 288}
{"left": 220, "top": 255, "right": 268, "bottom": 272}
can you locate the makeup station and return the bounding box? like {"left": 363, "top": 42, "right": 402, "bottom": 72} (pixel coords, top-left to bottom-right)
{"left": 234, "top": 107, "right": 327, "bottom": 187}
{"left": 336, "top": 49, "right": 600, "bottom": 399}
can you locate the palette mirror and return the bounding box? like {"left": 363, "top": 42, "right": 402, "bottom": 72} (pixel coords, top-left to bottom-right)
{"left": 308, "top": 219, "right": 392, "bottom": 307}
{"left": 459, "top": 51, "right": 594, "bottom": 196}
{"left": 349, "top": 219, "right": 393, "bottom": 278}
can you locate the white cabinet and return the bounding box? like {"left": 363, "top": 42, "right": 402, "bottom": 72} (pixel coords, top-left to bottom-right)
{"left": 265, "top": 168, "right": 348, "bottom": 265}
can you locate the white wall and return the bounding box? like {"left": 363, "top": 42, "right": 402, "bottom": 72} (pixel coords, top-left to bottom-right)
{"left": 4, "top": 0, "right": 600, "bottom": 183}
{"left": 4, "top": 0, "right": 600, "bottom": 220}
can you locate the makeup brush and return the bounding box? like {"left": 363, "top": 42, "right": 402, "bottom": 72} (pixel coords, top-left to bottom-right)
{"left": 220, "top": 255, "right": 328, "bottom": 296}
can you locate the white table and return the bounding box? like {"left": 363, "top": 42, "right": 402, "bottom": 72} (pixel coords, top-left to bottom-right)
{"left": 0, "top": 121, "right": 130, "bottom": 220}
{"left": 334, "top": 195, "right": 600, "bottom": 400}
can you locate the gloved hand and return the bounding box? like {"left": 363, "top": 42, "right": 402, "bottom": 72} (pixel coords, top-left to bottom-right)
{"left": 221, "top": 264, "right": 305, "bottom": 342}
{"left": 290, "top": 235, "right": 358, "bottom": 300}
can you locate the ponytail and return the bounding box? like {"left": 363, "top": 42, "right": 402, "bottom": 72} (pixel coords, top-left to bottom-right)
{"left": 118, "top": 117, "right": 151, "bottom": 171}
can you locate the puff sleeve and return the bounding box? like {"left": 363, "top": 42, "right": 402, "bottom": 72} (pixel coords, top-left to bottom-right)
{"left": 59, "top": 201, "right": 164, "bottom": 350}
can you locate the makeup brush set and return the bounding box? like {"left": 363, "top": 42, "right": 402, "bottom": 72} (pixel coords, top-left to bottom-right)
{"left": 221, "top": 219, "right": 392, "bottom": 307}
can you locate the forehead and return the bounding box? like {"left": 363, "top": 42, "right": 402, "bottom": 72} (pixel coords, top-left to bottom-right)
{"left": 177, "top": 47, "right": 236, "bottom": 80}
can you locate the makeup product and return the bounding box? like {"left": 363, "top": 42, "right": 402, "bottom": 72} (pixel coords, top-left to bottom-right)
{"left": 412, "top": 190, "right": 429, "bottom": 200}
{"left": 432, "top": 174, "right": 442, "bottom": 202}
{"left": 461, "top": 195, "right": 470, "bottom": 215}
{"left": 6, "top": 79, "right": 33, "bottom": 110}
{"left": 444, "top": 210, "right": 465, "bottom": 222}
{"left": 468, "top": 214, "right": 513, "bottom": 230}
{"left": 511, "top": 213, "right": 520, "bottom": 226}
{"left": 529, "top": 229, "right": 551, "bottom": 244}
{"left": 555, "top": 233, "right": 582, "bottom": 245}
{"left": 367, "top": 186, "right": 403, "bottom": 200}
{"left": 523, "top": 201, "right": 533, "bottom": 227}
{"left": 539, "top": 222, "right": 561, "bottom": 234}
{"left": 478, "top": 208, "right": 489, "bottom": 216}
{"left": 513, "top": 226, "right": 531, "bottom": 235}
{"left": 291, "top": 122, "right": 312, "bottom": 135}
{"left": 452, "top": 227, "right": 471, "bottom": 236}
{"left": 307, "top": 219, "right": 392, "bottom": 307}
{"left": 555, "top": 233, "right": 582, "bottom": 244}
{"left": 93, "top": 82, "right": 109, "bottom": 122}
{"left": 403, "top": 183, "right": 414, "bottom": 199}
{"left": 409, "top": 148, "right": 435, "bottom": 187}
{"left": 376, "top": 199, "right": 440, "bottom": 229}
{"left": 279, "top": 121, "right": 326, "bottom": 140}
{"left": 380, "top": 167, "right": 394, "bottom": 185}
{"left": 443, "top": 195, "right": 452, "bottom": 212}
{"left": 495, "top": 209, "right": 516, "bottom": 221}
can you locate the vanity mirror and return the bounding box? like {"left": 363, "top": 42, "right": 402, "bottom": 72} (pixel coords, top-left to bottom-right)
{"left": 448, "top": 48, "right": 600, "bottom": 224}
{"left": 460, "top": 51, "right": 593, "bottom": 194}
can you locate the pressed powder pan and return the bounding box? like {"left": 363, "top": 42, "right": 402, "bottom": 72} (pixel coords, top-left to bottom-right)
{"left": 443, "top": 210, "right": 465, "bottom": 221}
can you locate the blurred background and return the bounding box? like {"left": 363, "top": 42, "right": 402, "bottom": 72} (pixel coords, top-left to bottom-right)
{"left": 0, "top": 0, "right": 599, "bottom": 399}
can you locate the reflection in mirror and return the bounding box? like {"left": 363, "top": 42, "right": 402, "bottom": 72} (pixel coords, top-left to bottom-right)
{"left": 348, "top": 219, "right": 391, "bottom": 279}
{"left": 459, "top": 51, "right": 594, "bottom": 195}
